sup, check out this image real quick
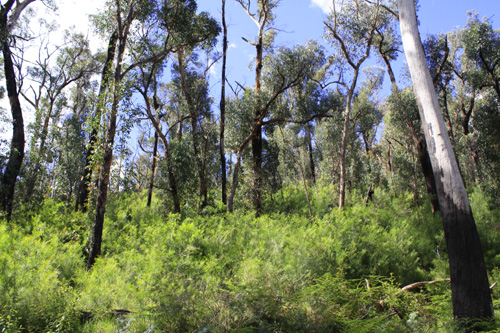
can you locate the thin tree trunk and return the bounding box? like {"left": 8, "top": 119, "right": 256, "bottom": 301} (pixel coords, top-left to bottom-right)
{"left": 219, "top": 0, "right": 228, "bottom": 205}
{"left": 252, "top": 32, "right": 264, "bottom": 215}
{"left": 147, "top": 131, "right": 158, "bottom": 207}
{"left": 88, "top": 10, "right": 131, "bottom": 268}
{"left": 338, "top": 93, "right": 353, "bottom": 209}
{"left": 297, "top": 153, "right": 313, "bottom": 218}
{"left": 146, "top": 110, "right": 181, "bottom": 213}
{"left": 398, "top": 0, "right": 494, "bottom": 327}
{"left": 177, "top": 48, "right": 208, "bottom": 209}
{"left": 306, "top": 122, "right": 316, "bottom": 184}
{"left": 227, "top": 153, "right": 242, "bottom": 213}
{"left": 76, "top": 30, "right": 118, "bottom": 212}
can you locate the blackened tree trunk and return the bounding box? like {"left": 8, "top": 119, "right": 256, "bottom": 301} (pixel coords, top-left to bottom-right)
{"left": 219, "top": 0, "right": 228, "bottom": 205}
{"left": 147, "top": 129, "right": 158, "bottom": 207}
{"left": 414, "top": 136, "right": 440, "bottom": 213}
{"left": 88, "top": 6, "right": 133, "bottom": 269}
{"left": 252, "top": 28, "right": 264, "bottom": 215}
{"left": 0, "top": 39, "right": 24, "bottom": 218}
{"left": 76, "top": 30, "right": 118, "bottom": 212}
{"left": 0, "top": 1, "right": 29, "bottom": 219}
{"left": 398, "top": 0, "right": 494, "bottom": 327}
{"left": 306, "top": 122, "right": 316, "bottom": 184}
{"left": 237, "top": 0, "right": 271, "bottom": 215}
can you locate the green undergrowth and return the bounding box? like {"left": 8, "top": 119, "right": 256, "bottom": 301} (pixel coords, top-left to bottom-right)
{"left": 1, "top": 188, "right": 500, "bottom": 332}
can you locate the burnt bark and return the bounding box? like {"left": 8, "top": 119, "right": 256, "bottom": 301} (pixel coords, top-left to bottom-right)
{"left": 252, "top": 31, "right": 264, "bottom": 215}
{"left": 398, "top": 0, "right": 494, "bottom": 327}
{"left": 219, "top": 0, "right": 228, "bottom": 205}
{"left": 237, "top": 0, "right": 267, "bottom": 215}
{"left": 414, "top": 137, "right": 439, "bottom": 213}
{"left": 76, "top": 30, "right": 118, "bottom": 212}
{"left": 0, "top": 39, "right": 24, "bottom": 218}
{"left": 0, "top": 2, "right": 25, "bottom": 218}
{"left": 88, "top": 6, "right": 132, "bottom": 268}
{"left": 147, "top": 129, "right": 159, "bottom": 207}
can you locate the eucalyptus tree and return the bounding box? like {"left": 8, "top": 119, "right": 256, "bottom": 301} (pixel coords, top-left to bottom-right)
{"left": 226, "top": 42, "right": 327, "bottom": 212}
{"left": 175, "top": 48, "right": 219, "bottom": 210}
{"left": 460, "top": 12, "right": 500, "bottom": 101}
{"left": 351, "top": 67, "right": 384, "bottom": 197}
{"left": 236, "top": 0, "right": 279, "bottom": 213}
{"left": 129, "top": 0, "right": 219, "bottom": 212}
{"left": 134, "top": 63, "right": 182, "bottom": 213}
{"left": 324, "top": 0, "right": 388, "bottom": 209}
{"left": 268, "top": 48, "right": 339, "bottom": 187}
{"left": 397, "top": 0, "right": 494, "bottom": 326}
{"left": 373, "top": 3, "right": 440, "bottom": 212}
{"left": 87, "top": 0, "right": 151, "bottom": 269}
{"left": 441, "top": 14, "right": 500, "bottom": 185}
{"left": 219, "top": 0, "right": 228, "bottom": 204}
{"left": 383, "top": 88, "right": 430, "bottom": 201}
{"left": 75, "top": 29, "right": 118, "bottom": 212}
{"left": 284, "top": 83, "right": 337, "bottom": 185}
{"left": 20, "top": 31, "right": 98, "bottom": 202}
{"left": 0, "top": 0, "right": 40, "bottom": 218}
{"left": 87, "top": 0, "right": 219, "bottom": 266}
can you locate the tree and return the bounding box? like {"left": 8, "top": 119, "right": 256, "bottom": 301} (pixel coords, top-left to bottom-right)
{"left": 175, "top": 48, "right": 216, "bottom": 210}
{"left": 324, "top": 0, "right": 386, "bottom": 209}
{"left": 397, "top": 0, "right": 494, "bottom": 327}
{"left": 20, "top": 31, "right": 98, "bottom": 202}
{"left": 219, "top": 0, "right": 228, "bottom": 205}
{"left": 76, "top": 29, "right": 118, "bottom": 212}
{"left": 236, "top": 0, "right": 278, "bottom": 214}
{"left": 0, "top": 0, "right": 38, "bottom": 218}
{"left": 226, "top": 43, "right": 324, "bottom": 212}
{"left": 130, "top": 0, "right": 219, "bottom": 212}
{"left": 135, "top": 63, "right": 182, "bottom": 213}
{"left": 88, "top": 0, "right": 144, "bottom": 269}
{"left": 87, "top": 0, "right": 220, "bottom": 267}
{"left": 375, "top": 14, "right": 440, "bottom": 212}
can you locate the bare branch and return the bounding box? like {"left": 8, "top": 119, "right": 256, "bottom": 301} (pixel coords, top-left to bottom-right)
{"left": 6, "top": 0, "right": 36, "bottom": 32}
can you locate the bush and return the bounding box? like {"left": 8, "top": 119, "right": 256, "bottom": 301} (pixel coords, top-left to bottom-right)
{"left": 2, "top": 187, "right": 499, "bottom": 331}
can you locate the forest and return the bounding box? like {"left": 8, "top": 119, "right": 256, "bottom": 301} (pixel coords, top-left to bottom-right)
{"left": 1, "top": 0, "right": 500, "bottom": 331}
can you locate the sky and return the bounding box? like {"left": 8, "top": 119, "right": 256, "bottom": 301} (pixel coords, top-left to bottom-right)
{"left": 195, "top": 0, "right": 500, "bottom": 96}
{"left": 23, "top": 0, "right": 500, "bottom": 95}
{"left": 1, "top": 0, "right": 499, "bottom": 144}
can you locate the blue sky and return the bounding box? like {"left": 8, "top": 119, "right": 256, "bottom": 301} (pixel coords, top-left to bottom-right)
{"left": 197, "top": 0, "right": 500, "bottom": 97}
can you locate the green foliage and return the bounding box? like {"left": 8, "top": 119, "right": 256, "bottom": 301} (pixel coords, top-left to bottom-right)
{"left": 4, "top": 187, "right": 498, "bottom": 331}
{"left": 0, "top": 220, "right": 85, "bottom": 331}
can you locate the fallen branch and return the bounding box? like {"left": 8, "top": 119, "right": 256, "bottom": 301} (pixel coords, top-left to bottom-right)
{"left": 396, "top": 278, "right": 450, "bottom": 295}
{"left": 79, "top": 309, "right": 132, "bottom": 323}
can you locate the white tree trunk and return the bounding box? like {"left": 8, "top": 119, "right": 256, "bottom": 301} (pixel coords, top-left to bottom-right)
{"left": 397, "top": 0, "right": 493, "bottom": 325}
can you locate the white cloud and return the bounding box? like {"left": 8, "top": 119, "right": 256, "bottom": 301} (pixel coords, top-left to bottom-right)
{"left": 310, "top": 0, "right": 332, "bottom": 14}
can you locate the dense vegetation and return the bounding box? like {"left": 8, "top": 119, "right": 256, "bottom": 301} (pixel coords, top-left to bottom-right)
{"left": 1, "top": 188, "right": 500, "bottom": 331}
{"left": 1, "top": 0, "right": 499, "bottom": 331}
